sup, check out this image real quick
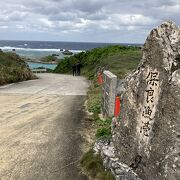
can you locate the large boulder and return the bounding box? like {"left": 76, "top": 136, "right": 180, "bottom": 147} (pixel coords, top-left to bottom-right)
{"left": 113, "top": 21, "right": 180, "bottom": 180}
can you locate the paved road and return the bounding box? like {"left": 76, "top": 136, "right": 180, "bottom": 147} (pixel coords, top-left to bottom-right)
{"left": 0, "top": 74, "right": 89, "bottom": 180}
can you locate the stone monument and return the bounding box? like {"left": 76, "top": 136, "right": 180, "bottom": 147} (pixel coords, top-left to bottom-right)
{"left": 112, "top": 21, "right": 180, "bottom": 180}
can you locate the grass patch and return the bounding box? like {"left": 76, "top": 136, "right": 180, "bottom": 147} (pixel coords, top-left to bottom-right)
{"left": 96, "top": 126, "right": 111, "bottom": 139}
{"left": 80, "top": 150, "right": 115, "bottom": 180}
{"left": 87, "top": 82, "right": 102, "bottom": 115}
{"left": 84, "top": 81, "right": 113, "bottom": 179}
{"left": 86, "top": 82, "right": 112, "bottom": 139}
{"left": 95, "top": 118, "right": 112, "bottom": 139}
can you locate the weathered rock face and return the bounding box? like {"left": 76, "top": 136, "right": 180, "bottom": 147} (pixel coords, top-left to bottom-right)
{"left": 113, "top": 21, "right": 180, "bottom": 180}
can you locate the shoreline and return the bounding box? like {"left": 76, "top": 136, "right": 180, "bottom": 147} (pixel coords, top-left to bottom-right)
{"left": 27, "top": 60, "right": 58, "bottom": 65}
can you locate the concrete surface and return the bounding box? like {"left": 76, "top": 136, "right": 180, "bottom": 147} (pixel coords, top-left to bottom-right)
{"left": 0, "top": 74, "right": 89, "bottom": 180}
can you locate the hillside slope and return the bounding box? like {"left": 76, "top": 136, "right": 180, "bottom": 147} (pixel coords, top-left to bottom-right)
{"left": 54, "top": 45, "right": 142, "bottom": 79}
{"left": 0, "top": 51, "right": 36, "bottom": 85}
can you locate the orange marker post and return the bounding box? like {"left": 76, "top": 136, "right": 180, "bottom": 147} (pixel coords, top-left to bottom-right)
{"left": 97, "top": 73, "right": 103, "bottom": 85}
{"left": 114, "top": 96, "right": 121, "bottom": 117}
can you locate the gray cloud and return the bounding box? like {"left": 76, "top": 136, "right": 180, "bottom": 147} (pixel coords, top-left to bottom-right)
{"left": 0, "top": 0, "right": 179, "bottom": 43}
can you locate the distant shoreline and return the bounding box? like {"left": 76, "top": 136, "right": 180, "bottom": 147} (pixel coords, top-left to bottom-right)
{"left": 27, "top": 60, "right": 58, "bottom": 65}
{"left": 0, "top": 40, "right": 142, "bottom": 52}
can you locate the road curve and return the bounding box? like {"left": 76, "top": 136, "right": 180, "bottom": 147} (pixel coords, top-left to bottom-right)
{"left": 0, "top": 74, "right": 89, "bottom": 180}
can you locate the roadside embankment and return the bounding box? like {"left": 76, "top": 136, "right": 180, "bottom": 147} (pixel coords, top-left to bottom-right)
{"left": 0, "top": 51, "right": 36, "bottom": 85}
{"left": 54, "top": 45, "right": 142, "bottom": 179}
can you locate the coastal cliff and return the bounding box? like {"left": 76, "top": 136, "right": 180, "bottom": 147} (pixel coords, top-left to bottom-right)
{"left": 0, "top": 51, "right": 36, "bottom": 85}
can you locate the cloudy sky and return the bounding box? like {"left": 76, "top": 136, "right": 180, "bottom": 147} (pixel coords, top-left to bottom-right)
{"left": 0, "top": 0, "right": 179, "bottom": 43}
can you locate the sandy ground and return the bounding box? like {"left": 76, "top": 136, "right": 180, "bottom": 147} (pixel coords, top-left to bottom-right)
{"left": 0, "top": 74, "right": 89, "bottom": 180}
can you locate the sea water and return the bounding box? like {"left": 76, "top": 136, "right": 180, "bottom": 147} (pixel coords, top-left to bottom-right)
{"left": 27, "top": 62, "right": 57, "bottom": 70}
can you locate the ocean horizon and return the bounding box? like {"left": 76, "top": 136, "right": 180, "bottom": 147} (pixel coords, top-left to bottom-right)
{"left": 0, "top": 40, "right": 142, "bottom": 51}
{"left": 0, "top": 40, "right": 143, "bottom": 70}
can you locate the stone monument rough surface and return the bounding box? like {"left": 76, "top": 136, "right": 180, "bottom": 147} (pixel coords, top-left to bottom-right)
{"left": 112, "top": 21, "right": 180, "bottom": 180}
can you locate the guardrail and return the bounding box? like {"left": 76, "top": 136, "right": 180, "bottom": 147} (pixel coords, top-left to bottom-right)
{"left": 32, "top": 69, "right": 47, "bottom": 73}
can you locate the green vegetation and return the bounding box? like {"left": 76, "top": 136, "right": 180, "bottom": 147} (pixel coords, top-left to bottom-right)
{"left": 0, "top": 51, "right": 36, "bottom": 85}
{"left": 54, "top": 45, "right": 142, "bottom": 79}
{"left": 86, "top": 81, "right": 111, "bottom": 140}
{"left": 82, "top": 81, "right": 114, "bottom": 179}
{"left": 87, "top": 81, "right": 102, "bottom": 115}
{"left": 80, "top": 150, "right": 115, "bottom": 180}
{"left": 96, "top": 118, "right": 112, "bottom": 139}
{"left": 41, "top": 55, "right": 58, "bottom": 62}
{"left": 96, "top": 127, "right": 111, "bottom": 139}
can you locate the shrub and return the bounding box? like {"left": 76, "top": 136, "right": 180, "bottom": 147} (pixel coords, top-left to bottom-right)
{"left": 96, "top": 127, "right": 111, "bottom": 139}
{"left": 0, "top": 52, "right": 36, "bottom": 85}
{"left": 80, "top": 150, "right": 115, "bottom": 180}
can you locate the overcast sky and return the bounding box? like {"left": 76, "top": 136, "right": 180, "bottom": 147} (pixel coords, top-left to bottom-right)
{"left": 0, "top": 0, "right": 179, "bottom": 43}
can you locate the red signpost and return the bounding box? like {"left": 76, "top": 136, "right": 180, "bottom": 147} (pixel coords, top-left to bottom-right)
{"left": 97, "top": 72, "right": 103, "bottom": 85}
{"left": 114, "top": 96, "right": 121, "bottom": 117}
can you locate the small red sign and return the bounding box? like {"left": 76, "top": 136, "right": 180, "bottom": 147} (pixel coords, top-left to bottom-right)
{"left": 114, "top": 96, "right": 121, "bottom": 117}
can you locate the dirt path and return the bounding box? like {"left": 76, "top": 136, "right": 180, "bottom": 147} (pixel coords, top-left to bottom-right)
{"left": 0, "top": 74, "right": 89, "bottom": 180}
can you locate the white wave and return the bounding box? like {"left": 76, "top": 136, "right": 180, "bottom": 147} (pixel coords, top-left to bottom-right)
{"left": 71, "top": 50, "right": 85, "bottom": 53}
{"left": 0, "top": 46, "right": 60, "bottom": 52}
{"left": 0, "top": 46, "right": 84, "bottom": 53}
